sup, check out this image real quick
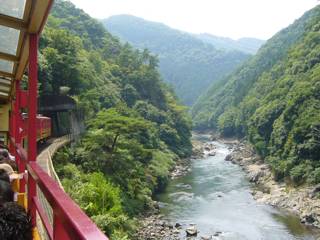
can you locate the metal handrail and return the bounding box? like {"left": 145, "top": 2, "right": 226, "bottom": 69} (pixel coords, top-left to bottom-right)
{"left": 28, "top": 161, "right": 108, "bottom": 240}
{"left": 11, "top": 138, "right": 108, "bottom": 240}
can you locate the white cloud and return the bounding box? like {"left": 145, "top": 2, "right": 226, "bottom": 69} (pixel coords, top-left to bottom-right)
{"left": 69, "top": 0, "right": 319, "bottom": 40}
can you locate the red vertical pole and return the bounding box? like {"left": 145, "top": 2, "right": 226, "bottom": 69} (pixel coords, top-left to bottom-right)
{"left": 28, "top": 34, "right": 38, "bottom": 226}
{"left": 13, "top": 81, "right": 20, "bottom": 153}
{"left": 15, "top": 80, "right": 25, "bottom": 192}
{"left": 9, "top": 100, "right": 15, "bottom": 153}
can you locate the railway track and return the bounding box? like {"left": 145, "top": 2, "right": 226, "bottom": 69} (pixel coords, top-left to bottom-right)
{"left": 36, "top": 135, "right": 71, "bottom": 239}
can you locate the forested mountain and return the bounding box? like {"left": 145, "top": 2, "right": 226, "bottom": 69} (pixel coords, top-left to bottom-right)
{"left": 192, "top": 6, "right": 320, "bottom": 184}
{"left": 103, "top": 15, "right": 250, "bottom": 105}
{"left": 195, "top": 34, "right": 265, "bottom": 54}
{"left": 39, "top": 0, "right": 192, "bottom": 238}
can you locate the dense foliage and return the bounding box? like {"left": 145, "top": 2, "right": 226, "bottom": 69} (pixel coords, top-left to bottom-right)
{"left": 103, "top": 15, "right": 250, "bottom": 105}
{"left": 192, "top": 6, "right": 320, "bottom": 185}
{"left": 40, "top": 0, "right": 192, "bottom": 238}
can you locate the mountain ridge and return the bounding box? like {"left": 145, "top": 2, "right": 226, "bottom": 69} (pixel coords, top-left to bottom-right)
{"left": 195, "top": 33, "right": 265, "bottom": 54}
{"left": 103, "top": 14, "right": 251, "bottom": 105}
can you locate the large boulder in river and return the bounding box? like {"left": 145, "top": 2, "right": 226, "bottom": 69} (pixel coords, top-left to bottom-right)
{"left": 201, "top": 236, "right": 212, "bottom": 240}
{"left": 175, "top": 222, "right": 182, "bottom": 228}
{"left": 208, "top": 151, "right": 216, "bottom": 156}
{"left": 225, "top": 154, "right": 233, "bottom": 161}
{"left": 186, "top": 226, "right": 198, "bottom": 236}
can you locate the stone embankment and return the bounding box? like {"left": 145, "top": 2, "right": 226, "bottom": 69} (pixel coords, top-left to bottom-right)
{"left": 135, "top": 214, "right": 181, "bottom": 240}
{"left": 225, "top": 140, "right": 320, "bottom": 228}
{"left": 135, "top": 213, "right": 222, "bottom": 240}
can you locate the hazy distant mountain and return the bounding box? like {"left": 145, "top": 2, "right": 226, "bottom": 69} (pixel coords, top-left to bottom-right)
{"left": 196, "top": 33, "right": 265, "bottom": 54}
{"left": 103, "top": 15, "right": 250, "bottom": 105}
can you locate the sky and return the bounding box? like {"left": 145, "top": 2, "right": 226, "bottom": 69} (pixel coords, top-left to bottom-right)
{"left": 69, "top": 0, "right": 319, "bottom": 40}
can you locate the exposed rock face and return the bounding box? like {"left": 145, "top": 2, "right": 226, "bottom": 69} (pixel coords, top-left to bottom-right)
{"left": 208, "top": 151, "right": 216, "bottom": 156}
{"left": 175, "top": 222, "right": 182, "bottom": 228}
{"left": 226, "top": 140, "right": 320, "bottom": 229}
{"left": 247, "top": 168, "right": 267, "bottom": 183}
{"left": 192, "top": 139, "right": 205, "bottom": 159}
{"left": 186, "top": 225, "right": 198, "bottom": 236}
{"left": 136, "top": 216, "right": 204, "bottom": 240}
{"left": 310, "top": 184, "right": 320, "bottom": 199}
{"left": 135, "top": 215, "right": 181, "bottom": 240}
{"left": 203, "top": 142, "right": 217, "bottom": 158}
{"left": 170, "top": 164, "right": 191, "bottom": 179}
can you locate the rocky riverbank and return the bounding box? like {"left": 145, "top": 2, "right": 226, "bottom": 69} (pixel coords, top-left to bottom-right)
{"left": 135, "top": 213, "right": 222, "bottom": 240}
{"left": 225, "top": 140, "right": 320, "bottom": 229}
{"left": 134, "top": 214, "right": 181, "bottom": 240}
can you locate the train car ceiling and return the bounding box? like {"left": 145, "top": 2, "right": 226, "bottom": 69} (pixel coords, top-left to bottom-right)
{"left": 0, "top": 0, "right": 53, "bottom": 102}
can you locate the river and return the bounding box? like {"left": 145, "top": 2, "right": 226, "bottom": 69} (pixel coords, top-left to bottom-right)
{"left": 156, "top": 135, "right": 320, "bottom": 240}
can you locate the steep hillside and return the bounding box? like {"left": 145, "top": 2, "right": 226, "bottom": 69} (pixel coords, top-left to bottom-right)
{"left": 40, "top": 1, "right": 192, "bottom": 238}
{"left": 192, "top": 6, "right": 320, "bottom": 184}
{"left": 196, "top": 34, "right": 265, "bottom": 54}
{"left": 103, "top": 15, "right": 249, "bottom": 105}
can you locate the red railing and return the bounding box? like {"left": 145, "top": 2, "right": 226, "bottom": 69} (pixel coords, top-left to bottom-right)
{"left": 9, "top": 33, "right": 108, "bottom": 240}
{"left": 11, "top": 140, "right": 108, "bottom": 240}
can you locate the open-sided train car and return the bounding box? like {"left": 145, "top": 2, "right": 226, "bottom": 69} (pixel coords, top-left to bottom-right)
{"left": 0, "top": 111, "right": 52, "bottom": 148}
{"left": 22, "top": 114, "right": 52, "bottom": 143}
